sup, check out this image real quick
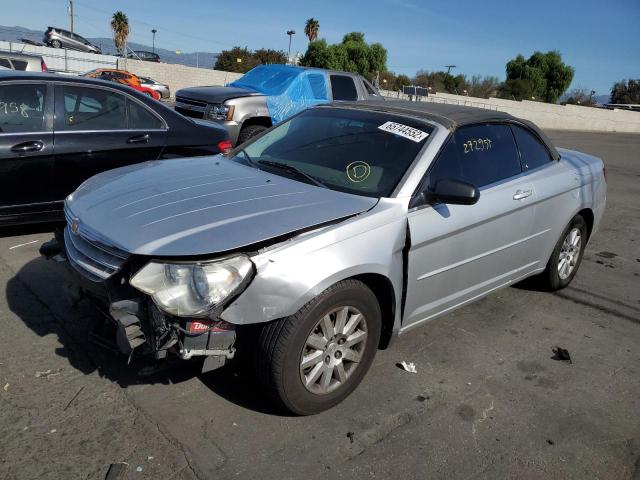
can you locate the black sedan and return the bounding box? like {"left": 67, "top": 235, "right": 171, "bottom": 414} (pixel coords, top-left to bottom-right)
{"left": 0, "top": 71, "right": 231, "bottom": 226}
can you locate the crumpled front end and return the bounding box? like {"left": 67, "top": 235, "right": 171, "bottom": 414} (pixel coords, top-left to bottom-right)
{"left": 49, "top": 211, "right": 237, "bottom": 373}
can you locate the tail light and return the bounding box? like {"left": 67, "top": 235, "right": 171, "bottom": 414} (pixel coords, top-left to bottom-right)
{"left": 41, "top": 59, "right": 48, "bottom": 72}
{"left": 217, "top": 139, "right": 232, "bottom": 155}
{"left": 603, "top": 167, "right": 607, "bottom": 183}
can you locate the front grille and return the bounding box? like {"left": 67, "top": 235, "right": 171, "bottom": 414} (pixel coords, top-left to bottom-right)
{"left": 175, "top": 96, "right": 207, "bottom": 108}
{"left": 64, "top": 211, "right": 129, "bottom": 282}
{"left": 175, "top": 96, "right": 207, "bottom": 119}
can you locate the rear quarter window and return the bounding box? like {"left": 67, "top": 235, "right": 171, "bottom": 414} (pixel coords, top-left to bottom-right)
{"left": 511, "top": 124, "right": 553, "bottom": 171}
{"left": 11, "top": 60, "right": 28, "bottom": 71}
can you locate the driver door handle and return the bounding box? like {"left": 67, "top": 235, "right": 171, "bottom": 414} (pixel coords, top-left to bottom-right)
{"left": 11, "top": 141, "right": 44, "bottom": 153}
{"left": 127, "top": 134, "right": 150, "bottom": 144}
{"left": 513, "top": 189, "right": 532, "bottom": 200}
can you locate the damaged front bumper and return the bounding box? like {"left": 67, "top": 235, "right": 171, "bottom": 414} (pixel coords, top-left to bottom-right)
{"left": 41, "top": 229, "right": 237, "bottom": 374}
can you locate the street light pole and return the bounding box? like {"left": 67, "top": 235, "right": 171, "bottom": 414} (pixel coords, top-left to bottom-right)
{"left": 444, "top": 65, "right": 456, "bottom": 75}
{"left": 152, "top": 29, "right": 157, "bottom": 54}
{"left": 286, "top": 30, "right": 296, "bottom": 64}
{"left": 69, "top": 0, "right": 74, "bottom": 34}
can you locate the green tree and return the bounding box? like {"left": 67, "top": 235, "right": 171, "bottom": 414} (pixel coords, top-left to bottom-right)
{"left": 498, "top": 78, "right": 536, "bottom": 101}
{"left": 395, "top": 74, "right": 411, "bottom": 90}
{"left": 304, "top": 18, "right": 320, "bottom": 42}
{"left": 253, "top": 48, "right": 287, "bottom": 65}
{"left": 610, "top": 79, "right": 640, "bottom": 104}
{"left": 110, "top": 11, "right": 129, "bottom": 56}
{"left": 502, "top": 51, "right": 574, "bottom": 103}
{"left": 300, "top": 32, "right": 388, "bottom": 78}
{"left": 214, "top": 46, "right": 259, "bottom": 73}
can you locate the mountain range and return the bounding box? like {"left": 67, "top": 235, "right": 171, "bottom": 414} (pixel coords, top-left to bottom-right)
{"left": 0, "top": 25, "right": 219, "bottom": 68}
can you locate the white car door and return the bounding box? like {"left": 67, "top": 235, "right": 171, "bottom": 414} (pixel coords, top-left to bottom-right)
{"left": 402, "top": 123, "right": 542, "bottom": 331}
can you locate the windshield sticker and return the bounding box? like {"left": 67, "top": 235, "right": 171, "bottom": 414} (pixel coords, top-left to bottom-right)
{"left": 463, "top": 138, "right": 492, "bottom": 154}
{"left": 378, "top": 121, "right": 429, "bottom": 143}
{"left": 346, "top": 161, "right": 371, "bottom": 183}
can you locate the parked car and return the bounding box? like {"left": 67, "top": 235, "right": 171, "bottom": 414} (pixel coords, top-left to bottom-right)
{"left": 0, "top": 51, "right": 47, "bottom": 72}
{"left": 43, "top": 27, "right": 101, "bottom": 54}
{"left": 45, "top": 101, "right": 606, "bottom": 414}
{"left": 127, "top": 51, "right": 160, "bottom": 62}
{"left": 83, "top": 69, "right": 160, "bottom": 100}
{"left": 175, "top": 64, "right": 384, "bottom": 146}
{"left": 138, "top": 76, "right": 170, "bottom": 99}
{"left": 0, "top": 71, "right": 230, "bottom": 226}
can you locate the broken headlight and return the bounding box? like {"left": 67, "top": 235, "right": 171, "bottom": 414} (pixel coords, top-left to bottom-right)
{"left": 130, "top": 255, "right": 253, "bottom": 317}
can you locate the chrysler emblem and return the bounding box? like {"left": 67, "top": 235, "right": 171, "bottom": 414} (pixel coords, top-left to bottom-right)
{"left": 71, "top": 218, "right": 80, "bottom": 235}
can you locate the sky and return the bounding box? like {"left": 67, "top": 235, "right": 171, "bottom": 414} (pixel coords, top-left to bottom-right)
{"left": 2, "top": 0, "right": 639, "bottom": 94}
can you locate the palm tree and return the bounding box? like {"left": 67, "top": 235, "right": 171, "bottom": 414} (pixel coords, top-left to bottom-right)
{"left": 304, "top": 18, "right": 320, "bottom": 43}
{"left": 111, "top": 11, "right": 130, "bottom": 56}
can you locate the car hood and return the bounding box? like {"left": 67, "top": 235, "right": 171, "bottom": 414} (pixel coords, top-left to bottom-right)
{"left": 176, "top": 86, "right": 261, "bottom": 103}
{"left": 66, "top": 157, "right": 377, "bottom": 257}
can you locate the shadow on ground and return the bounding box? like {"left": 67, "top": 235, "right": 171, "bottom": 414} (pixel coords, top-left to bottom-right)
{"left": 6, "top": 256, "right": 285, "bottom": 416}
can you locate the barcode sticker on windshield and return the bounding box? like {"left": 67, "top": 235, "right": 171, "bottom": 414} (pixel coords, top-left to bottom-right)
{"left": 378, "top": 122, "right": 429, "bottom": 143}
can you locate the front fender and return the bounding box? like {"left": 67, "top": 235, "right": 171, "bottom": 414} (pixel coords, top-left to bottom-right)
{"left": 220, "top": 200, "right": 407, "bottom": 330}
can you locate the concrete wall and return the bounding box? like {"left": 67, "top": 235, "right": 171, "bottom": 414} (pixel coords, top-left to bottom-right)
{"left": 3, "top": 39, "right": 637, "bottom": 133}
{"left": 380, "top": 89, "right": 640, "bottom": 133}
{"left": 0, "top": 41, "right": 117, "bottom": 74}
{"left": 117, "top": 58, "right": 243, "bottom": 98}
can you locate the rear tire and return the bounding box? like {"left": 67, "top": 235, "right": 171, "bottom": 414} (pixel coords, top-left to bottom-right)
{"left": 539, "top": 214, "right": 587, "bottom": 291}
{"left": 51, "top": 40, "right": 62, "bottom": 49}
{"left": 256, "top": 280, "right": 381, "bottom": 415}
{"left": 237, "top": 124, "right": 267, "bottom": 145}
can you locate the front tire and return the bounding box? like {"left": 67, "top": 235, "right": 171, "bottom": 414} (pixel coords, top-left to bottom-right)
{"left": 540, "top": 214, "right": 587, "bottom": 291}
{"left": 237, "top": 124, "right": 267, "bottom": 145}
{"left": 51, "top": 40, "right": 62, "bottom": 49}
{"left": 256, "top": 280, "right": 381, "bottom": 415}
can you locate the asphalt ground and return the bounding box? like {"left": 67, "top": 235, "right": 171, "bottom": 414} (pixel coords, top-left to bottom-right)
{"left": 0, "top": 131, "right": 638, "bottom": 480}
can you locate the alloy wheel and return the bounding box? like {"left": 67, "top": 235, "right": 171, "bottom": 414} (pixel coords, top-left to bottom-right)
{"left": 558, "top": 227, "right": 582, "bottom": 280}
{"left": 299, "top": 306, "right": 368, "bottom": 395}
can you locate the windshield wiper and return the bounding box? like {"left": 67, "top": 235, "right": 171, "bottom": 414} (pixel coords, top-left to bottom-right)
{"left": 236, "top": 149, "right": 257, "bottom": 168}
{"left": 257, "top": 160, "right": 327, "bottom": 188}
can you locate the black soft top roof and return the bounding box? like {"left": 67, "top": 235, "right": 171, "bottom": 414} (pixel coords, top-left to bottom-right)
{"left": 338, "top": 99, "right": 560, "bottom": 160}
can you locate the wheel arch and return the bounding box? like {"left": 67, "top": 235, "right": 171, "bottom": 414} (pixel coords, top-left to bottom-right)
{"left": 577, "top": 207, "right": 594, "bottom": 240}
{"left": 240, "top": 116, "right": 272, "bottom": 130}
{"left": 350, "top": 273, "right": 396, "bottom": 350}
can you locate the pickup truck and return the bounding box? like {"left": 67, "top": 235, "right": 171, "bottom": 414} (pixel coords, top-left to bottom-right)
{"left": 175, "top": 64, "right": 384, "bottom": 145}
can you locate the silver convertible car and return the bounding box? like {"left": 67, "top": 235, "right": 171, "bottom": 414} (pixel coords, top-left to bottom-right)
{"left": 45, "top": 100, "right": 606, "bottom": 414}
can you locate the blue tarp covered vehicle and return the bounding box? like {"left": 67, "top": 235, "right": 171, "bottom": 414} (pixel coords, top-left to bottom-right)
{"left": 229, "top": 65, "right": 330, "bottom": 124}
{"left": 175, "top": 64, "right": 379, "bottom": 145}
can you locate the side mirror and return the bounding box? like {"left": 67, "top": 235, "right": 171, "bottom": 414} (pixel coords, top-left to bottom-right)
{"left": 428, "top": 178, "right": 480, "bottom": 205}
{"left": 411, "top": 178, "right": 480, "bottom": 208}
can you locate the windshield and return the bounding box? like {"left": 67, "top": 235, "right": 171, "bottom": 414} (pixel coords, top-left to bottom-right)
{"left": 229, "top": 65, "right": 302, "bottom": 95}
{"left": 231, "top": 108, "right": 433, "bottom": 198}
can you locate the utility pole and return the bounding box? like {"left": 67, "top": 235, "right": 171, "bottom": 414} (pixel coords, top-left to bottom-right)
{"left": 286, "top": 30, "right": 296, "bottom": 64}
{"left": 152, "top": 29, "right": 157, "bottom": 54}
{"left": 444, "top": 65, "right": 456, "bottom": 75}
{"left": 69, "top": 0, "right": 74, "bottom": 33}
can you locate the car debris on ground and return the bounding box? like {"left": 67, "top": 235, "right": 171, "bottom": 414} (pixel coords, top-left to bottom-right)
{"left": 398, "top": 361, "right": 417, "bottom": 373}
{"left": 551, "top": 347, "right": 573, "bottom": 363}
